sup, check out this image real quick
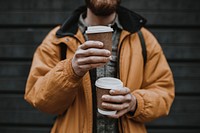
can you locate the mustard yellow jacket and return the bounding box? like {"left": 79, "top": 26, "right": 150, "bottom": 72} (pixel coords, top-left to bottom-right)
{"left": 24, "top": 6, "right": 174, "bottom": 133}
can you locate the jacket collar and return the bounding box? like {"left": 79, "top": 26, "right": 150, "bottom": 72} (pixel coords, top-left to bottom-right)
{"left": 56, "top": 5, "right": 146, "bottom": 38}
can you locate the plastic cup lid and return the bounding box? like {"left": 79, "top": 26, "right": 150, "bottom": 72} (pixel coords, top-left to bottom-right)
{"left": 86, "top": 26, "right": 113, "bottom": 34}
{"left": 95, "top": 77, "right": 123, "bottom": 90}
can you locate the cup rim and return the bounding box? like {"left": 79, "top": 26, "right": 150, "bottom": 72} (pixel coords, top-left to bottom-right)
{"left": 95, "top": 77, "right": 123, "bottom": 90}
{"left": 86, "top": 26, "right": 113, "bottom": 34}
{"left": 98, "top": 108, "right": 117, "bottom": 115}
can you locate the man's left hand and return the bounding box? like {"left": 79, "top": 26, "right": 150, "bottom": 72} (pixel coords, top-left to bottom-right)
{"left": 101, "top": 87, "right": 137, "bottom": 118}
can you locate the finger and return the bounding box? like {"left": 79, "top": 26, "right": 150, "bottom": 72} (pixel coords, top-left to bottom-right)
{"left": 109, "top": 109, "right": 128, "bottom": 119}
{"left": 102, "top": 94, "right": 131, "bottom": 103}
{"left": 80, "top": 41, "right": 103, "bottom": 50}
{"left": 77, "top": 56, "right": 110, "bottom": 65}
{"left": 78, "top": 63, "right": 107, "bottom": 71}
{"left": 102, "top": 94, "right": 132, "bottom": 103}
{"left": 110, "top": 87, "right": 130, "bottom": 95}
{"left": 101, "top": 102, "right": 129, "bottom": 111}
{"left": 76, "top": 48, "right": 111, "bottom": 58}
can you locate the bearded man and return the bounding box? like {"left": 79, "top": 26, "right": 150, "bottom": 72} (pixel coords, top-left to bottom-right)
{"left": 24, "top": 0, "right": 175, "bottom": 132}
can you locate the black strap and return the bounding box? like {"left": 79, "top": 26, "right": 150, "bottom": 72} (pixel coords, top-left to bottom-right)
{"left": 138, "top": 30, "right": 147, "bottom": 67}
{"left": 60, "top": 43, "right": 67, "bottom": 60}
{"left": 89, "top": 69, "right": 97, "bottom": 133}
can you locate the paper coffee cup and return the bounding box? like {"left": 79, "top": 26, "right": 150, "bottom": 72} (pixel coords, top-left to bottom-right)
{"left": 86, "top": 26, "right": 113, "bottom": 52}
{"left": 95, "top": 77, "right": 123, "bottom": 115}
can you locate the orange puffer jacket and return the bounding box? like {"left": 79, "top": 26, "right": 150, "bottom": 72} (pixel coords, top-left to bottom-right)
{"left": 24, "top": 6, "right": 174, "bottom": 133}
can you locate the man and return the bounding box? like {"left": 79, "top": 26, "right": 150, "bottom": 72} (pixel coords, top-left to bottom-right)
{"left": 24, "top": 0, "right": 175, "bottom": 132}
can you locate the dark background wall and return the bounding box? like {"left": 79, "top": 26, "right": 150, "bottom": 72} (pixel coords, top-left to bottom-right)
{"left": 0, "top": 0, "right": 200, "bottom": 132}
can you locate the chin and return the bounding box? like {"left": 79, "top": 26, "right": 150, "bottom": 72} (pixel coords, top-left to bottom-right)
{"left": 86, "top": 0, "right": 120, "bottom": 16}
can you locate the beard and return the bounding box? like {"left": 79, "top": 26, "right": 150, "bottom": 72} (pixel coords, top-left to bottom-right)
{"left": 85, "top": 0, "right": 121, "bottom": 16}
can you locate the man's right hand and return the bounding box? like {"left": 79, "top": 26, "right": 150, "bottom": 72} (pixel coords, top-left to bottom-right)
{"left": 72, "top": 41, "right": 111, "bottom": 77}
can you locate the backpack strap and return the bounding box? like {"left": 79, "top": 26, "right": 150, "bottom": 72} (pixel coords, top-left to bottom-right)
{"left": 138, "top": 30, "right": 147, "bottom": 67}
{"left": 60, "top": 43, "right": 67, "bottom": 60}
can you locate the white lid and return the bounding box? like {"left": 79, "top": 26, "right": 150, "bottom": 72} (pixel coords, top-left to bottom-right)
{"left": 98, "top": 109, "right": 117, "bottom": 115}
{"left": 86, "top": 26, "right": 113, "bottom": 34}
{"left": 95, "top": 77, "right": 123, "bottom": 90}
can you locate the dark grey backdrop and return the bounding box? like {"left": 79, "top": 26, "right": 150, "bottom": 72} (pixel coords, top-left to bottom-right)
{"left": 0, "top": 0, "right": 200, "bottom": 132}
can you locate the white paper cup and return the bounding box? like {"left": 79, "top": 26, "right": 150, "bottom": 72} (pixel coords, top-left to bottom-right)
{"left": 95, "top": 77, "right": 123, "bottom": 115}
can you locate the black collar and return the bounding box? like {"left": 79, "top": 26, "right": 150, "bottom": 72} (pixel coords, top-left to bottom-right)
{"left": 56, "top": 6, "right": 146, "bottom": 38}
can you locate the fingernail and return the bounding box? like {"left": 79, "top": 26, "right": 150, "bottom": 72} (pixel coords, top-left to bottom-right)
{"left": 102, "top": 95, "right": 106, "bottom": 99}
{"left": 110, "top": 90, "right": 115, "bottom": 94}
{"left": 98, "top": 42, "right": 103, "bottom": 47}
{"left": 102, "top": 103, "right": 105, "bottom": 106}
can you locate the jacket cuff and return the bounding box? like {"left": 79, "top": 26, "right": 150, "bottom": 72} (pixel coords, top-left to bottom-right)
{"left": 63, "top": 59, "right": 82, "bottom": 82}
{"left": 127, "top": 100, "right": 138, "bottom": 117}
{"left": 132, "top": 92, "right": 144, "bottom": 117}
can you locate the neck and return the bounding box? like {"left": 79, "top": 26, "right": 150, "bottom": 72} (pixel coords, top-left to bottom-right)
{"left": 84, "top": 8, "right": 116, "bottom": 26}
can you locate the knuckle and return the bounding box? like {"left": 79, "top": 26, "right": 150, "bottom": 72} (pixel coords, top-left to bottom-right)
{"left": 75, "top": 50, "right": 83, "bottom": 58}
{"left": 88, "top": 49, "right": 94, "bottom": 55}
{"left": 125, "top": 103, "right": 129, "bottom": 108}
{"left": 126, "top": 94, "right": 132, "bottom": 101}
{"left": 84, "top": 42, "right": 89, "bottom": 46}
{"left": 77, "top": 65, "right": 82, "bottom": 70}
{"left": 74, "top": 61, "right": 78, "bottom": 66}
{"left": 111, "top": 104, "right": 115, "bottom": 109}
{"left": 85, "top": 44, "right": 89, "bottom": 49}
{"left": 88, "top": 57, "right": 93, "bottom": 62}
{"left": 75, "top": 53, "right": 80, "bottom": 58}
{"left": 119, "top": 96, "right": 125, "bottom": 102}
{"left": 86, "top": 41, "right": 94, "bottom": 46}
{"left": 103, "top": 57, "right": 109, "bottom": 62}
{"left": 78, "top": 45, "right": 82, "bottom": 49}
{"left": 81, "top": 43, "right": 88, "bottom": 49}
{"left": 126, "top": 87, "right": 130, "bottom": 93}
{"left": 102, "top": 102, "right": 108, "bottom": 108}
{"left": 76, "top": 59, "right": 82, "bottom": 65}
{"left": 119, "top": 105, "right": 124, "bottom": 110}
{"left": 121, "top": 103, "right": 128, "bottom": 109}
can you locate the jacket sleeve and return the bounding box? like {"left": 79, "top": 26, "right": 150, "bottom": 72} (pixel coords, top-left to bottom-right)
{"left": 24, "top": 28, "right": 82, "bottom": 115}
{"left": 131, "top": 28, "right": 175, "bottom": 122}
